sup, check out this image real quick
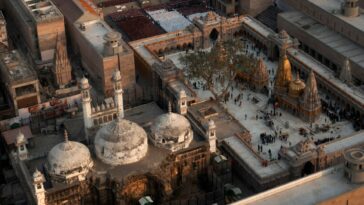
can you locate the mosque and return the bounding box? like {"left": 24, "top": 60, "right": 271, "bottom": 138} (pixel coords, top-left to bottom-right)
{"left": 10, "top": 70, "right": 224, "bottom": 205}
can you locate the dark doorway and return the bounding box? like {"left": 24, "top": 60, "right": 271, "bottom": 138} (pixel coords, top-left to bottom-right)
{"left": 209, "top": 28, "right": 219, "bottom": 43}
{"left": 301, "top": 161, "right": 315, "bottom": 176}
{"left": 274, "top": 45, "right": 280, "bottom": 60}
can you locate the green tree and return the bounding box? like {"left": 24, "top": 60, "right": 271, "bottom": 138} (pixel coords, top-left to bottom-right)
{"left": 180, "top": 38, "right": 253, "bottom": 100}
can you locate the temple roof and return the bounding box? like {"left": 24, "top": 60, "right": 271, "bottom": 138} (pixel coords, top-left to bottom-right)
{"left": 302, "top": 71, "right": 321, "bottom": 110}
{"left": 275, "top": 52, "right": 292, "bottom": 88}
{"left": 251, "top": 58, "right": 269, "bottom": 83}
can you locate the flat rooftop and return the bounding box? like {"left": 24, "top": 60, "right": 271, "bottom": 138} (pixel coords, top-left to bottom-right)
{"left": 323, "top": 130, "right": 364, "bottom": 154}
{"left": 0, "top": 50, "right": 37, "bottom": 84}
{"left": 188, "top": 100, "right": 248, "bottom": 141}
{"left": 279, "top": 11, "right": 364, "bottom": 70}
{"left": 307, "top": 0, "right": 364, "bottom": 33}
{"left": 242, "top": 16, "right": 275, "bottom": 38}
{"left": 223, "top": 135, "right": 289, "bottom": 179}
{"left": 22, "top": 0, "right": 63, "bottom": 22}
{"left": 77, "top": 19, "right": 111, "bottom": 55}
{"left": 147, "top": 9, "right": 192, "bottom": 32}
{"left": 233, "top": 166, "right": 362, "bottom": 205}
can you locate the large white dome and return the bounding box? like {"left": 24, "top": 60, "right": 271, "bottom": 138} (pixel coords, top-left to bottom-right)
{"left": 150, "top": 112, "right": 193, "bottom": 152}
{"left": 47, "top": 138, "right": 93, "bottom": 178}
{"left": 94, "top": 118, "right": 148, "bottom": 166}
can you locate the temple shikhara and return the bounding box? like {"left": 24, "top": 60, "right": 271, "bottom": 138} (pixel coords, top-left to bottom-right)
{"left": 273, "top": 46, "right": 321, "bottom": 123}
{"left": 0, "top": 0, "right": 363, "bottom": 205}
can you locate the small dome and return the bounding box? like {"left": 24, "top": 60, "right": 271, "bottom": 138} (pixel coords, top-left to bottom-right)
{"left": 80, "top": 77, "right": 89, "bottom": 88}
{"left": 279, "top": 30, "right": 289, "bottom": 39}
{"left": 150, "top": 111, "right": 193, "bottom": 152}
{"left": 104, "top": 31, "right": 121, "bottom": 41}
{"left": 289, "top": 73, "right": 305, "bottom": 97}
{"left": 47, "top": 139, "right": 93, "bottom": 176}
{"left": 94, "top": 118, "right": 148, "bottom": 166}
{"left": 208, "top": 119, "right": 216, "bottom": 128}
{"left": 113, "top": 70, "right": 121, "bottom": 81}
{"left": 16, "top": 131, "right": 26, "bottom": 145}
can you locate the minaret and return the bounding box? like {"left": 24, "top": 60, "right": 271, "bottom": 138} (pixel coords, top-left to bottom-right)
{"left": 53, "top": 34, "right": 72, "bottom": 88}
{"left": 177, "top": 90, "right": 187, "bottom": 115}
{"left": 339, "top": 58, "right": 353, "bottom": 86}
{"left": 113, "top": 70, "right": 124, "bottom": 118}
{"left": 301, "top": 70, "right": 321, "bottom": 122}
{"left": 80, "top": 77, "right": 92, "bottom": 141}
{"left": 15, "top": 131, "right": 28, "bottom": 160}
{"left": 33, "top": 169, "right": 46, "bottom": 205}
{"left": 274, "top": 46, "right": 292, "bottom": 94}
{"left": 206, "top": 120, "right": 217, "bottom": 153}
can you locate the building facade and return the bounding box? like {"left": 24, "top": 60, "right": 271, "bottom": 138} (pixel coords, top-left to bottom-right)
{"left": 0, "top": 50, "right": 41, "bottom": 112}
{"left": 3, "top": 0, "right": 66, "bottom": 66}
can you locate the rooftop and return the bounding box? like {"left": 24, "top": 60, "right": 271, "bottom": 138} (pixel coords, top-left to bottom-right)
{"left": 323, "top": 130, "right": 364, "bottom": 154}
{"left": 287, "top": 47, "right": 364, "bottom": 108}
{"left": 242, "top": 16, "right": 275, "bottom": 38}
{"left": 21, "top": 0, "right": 63, "bottom": 22}
{"left": 307, "top": 0, "right": 364, "bottom": 33}
{"left": 109, "top": 10, "right": 165, "bottom": 41}
{"left": 223, "top": 135, "right": 289, "bottom": 179}
{"left": 280, "top": 11, "right": 364, "bottom": 70}
{"left": 147, "top": 9, "right": 192, "bottom": 32}
{"left": 0, "top": 50, "right": 37, "bottom": 84}
{"left": 77, "top": 19, "right": 111, "bottom": 55}
{"left": 233, "top": 166, "right": 362, "bottom": 205}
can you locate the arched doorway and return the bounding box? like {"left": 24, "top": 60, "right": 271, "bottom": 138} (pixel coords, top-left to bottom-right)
{"left": 209, "top": 28, "right": 219, "bottom": 43}
{"left": 301, "top": 161, "right": 315, "bottom": 176}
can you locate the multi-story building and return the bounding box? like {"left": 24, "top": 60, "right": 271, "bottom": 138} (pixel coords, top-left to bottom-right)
{"left": 0, "top": 50, "right": 40, "bottom": 112}
{"left": 52, "top": 0, "right": 136, "bottom": 97}
{"left": 3, "top": 0, "right": 65, "bottom": 66}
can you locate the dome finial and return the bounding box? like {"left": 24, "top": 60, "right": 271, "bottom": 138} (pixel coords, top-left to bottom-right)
{"left": 64, "top": 129, "right": 69, "bottom": 143}
{"left": 296, "top": 70, "right": 300, "bottom": 80}
{"left": 168, "top": 101, "right": 172, "bottom": 114}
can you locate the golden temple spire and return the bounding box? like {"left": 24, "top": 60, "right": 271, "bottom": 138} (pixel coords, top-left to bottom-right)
{"left": 274, "top": 47, "right": 292, "bottom": 91}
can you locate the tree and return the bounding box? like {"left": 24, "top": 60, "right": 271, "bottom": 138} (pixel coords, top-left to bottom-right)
{"left": 180, "top": 38, "right": 254, "bottom": 100}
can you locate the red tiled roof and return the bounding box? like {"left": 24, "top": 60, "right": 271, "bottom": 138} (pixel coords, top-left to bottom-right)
{"left": 109, "top": 10, "right": 165, "bottom": 40}
{"left": 98, "top": 0, "right": 135, "bottom": 7}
